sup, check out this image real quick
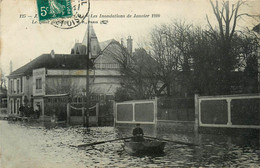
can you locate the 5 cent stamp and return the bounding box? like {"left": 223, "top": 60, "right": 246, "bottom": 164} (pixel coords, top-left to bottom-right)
{"left": 37, "top": 0, "right": 73, "bottom": 21}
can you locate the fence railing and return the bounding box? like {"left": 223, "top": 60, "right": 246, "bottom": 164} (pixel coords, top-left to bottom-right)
{"left": 196, "top": 94, "right": 260, "bottom": 129}
{"left": 157, "top": 97, "right": 194, "bottom": 121}
{"left": 115, "top": 99, "right": 157, "bottom": 124}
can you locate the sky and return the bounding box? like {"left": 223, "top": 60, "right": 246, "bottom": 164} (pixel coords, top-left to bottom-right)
{"left": 0, "top": 0, "right": 259, "bottom": 76}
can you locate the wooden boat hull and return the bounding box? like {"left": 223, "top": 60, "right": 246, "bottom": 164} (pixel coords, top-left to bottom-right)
{"left": 124, "top": 139, "right": 166, "bottom": 154}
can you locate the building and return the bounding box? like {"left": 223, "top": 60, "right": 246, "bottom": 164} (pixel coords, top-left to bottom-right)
{"left": 0, "top": 87, "right": 7, "bottom": 118}
{"left": 7, "top": 25, "right": 133, "bottom": 120}
{"left": 252, "top": 23, "right": 260, "bottom": 92}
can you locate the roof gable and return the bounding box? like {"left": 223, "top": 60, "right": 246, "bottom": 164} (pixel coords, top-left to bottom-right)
{"left": 94, "top": 40, "right": 123, "bottom": 65}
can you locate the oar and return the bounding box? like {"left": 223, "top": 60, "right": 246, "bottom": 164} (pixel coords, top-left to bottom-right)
{"left": 75, "top": 136, "right": 133, "bottom": 148}
{"left": 144, "top": 136, "right": 198, "bottom": 146}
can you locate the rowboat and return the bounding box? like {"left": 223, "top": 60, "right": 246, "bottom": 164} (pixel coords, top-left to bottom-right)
{"left": 124, "top": 138, "right": 166, "bottom": 154}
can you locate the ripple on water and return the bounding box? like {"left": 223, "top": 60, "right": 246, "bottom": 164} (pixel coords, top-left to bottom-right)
{"left": 1, "top": 121, "right": 260, "bottom": 167}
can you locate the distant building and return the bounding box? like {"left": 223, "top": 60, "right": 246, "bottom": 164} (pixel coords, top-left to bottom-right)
{"left": 252, "top": 23, "right": 260, "bottom": 91}
{"left": 0, "top": 87, "right": 7, "bottom": 116}
{"left": 7, "top": 25, "right": 133, "bottom": 120}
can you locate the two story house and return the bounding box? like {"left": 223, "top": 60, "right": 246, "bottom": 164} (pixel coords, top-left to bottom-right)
{"left": 7, "top": 25, "right": 133, "bottom": 121}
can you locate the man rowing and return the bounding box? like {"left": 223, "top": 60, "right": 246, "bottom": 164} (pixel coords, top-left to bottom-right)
{"left": 132, "top": 123, "right": 144, "bottom": 142}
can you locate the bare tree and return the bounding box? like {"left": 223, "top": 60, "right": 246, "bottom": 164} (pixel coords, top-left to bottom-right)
{"left": 150, "top": 21, "right": 196, "bottom": 96}
{"left": 105, "top": 41, "right": 159, "bottom": 100}
{"left": 0, "top": 68, "right": 6, "bottom": 89}
{"left": 206, "top": 0, "right": 247, "bottom": 94}
{"left": 45, "top": 77, "right": 83, "bottom": 97}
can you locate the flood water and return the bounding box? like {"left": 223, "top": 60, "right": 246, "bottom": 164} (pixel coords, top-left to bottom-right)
{"left": 0, "top": 120, "right": 259, "bottom": 168}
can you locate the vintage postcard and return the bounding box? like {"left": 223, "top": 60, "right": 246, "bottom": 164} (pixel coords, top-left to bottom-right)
{"left": 0, "top": 0, "right": 260, "bottom": 168}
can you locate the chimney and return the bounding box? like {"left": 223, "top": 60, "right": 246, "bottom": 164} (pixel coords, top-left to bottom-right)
{"left": 50, "top": 50, "right": 55, "bottom": 58}
{"left": 121, "top": 38, "right": 124, "bottom": 46}
{"left": 127, "top": 36, "right": 133, "bottom": 55}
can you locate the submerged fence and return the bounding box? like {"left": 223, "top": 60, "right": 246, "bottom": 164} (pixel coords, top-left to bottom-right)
{"left": 157, "top": 97, "right": 194, "bottom": 121}
{"left": 196, "top": 94, "right": 260, "bottom": 129}
{"left": 115, "top": 99, "right": 157, "bottom": 124}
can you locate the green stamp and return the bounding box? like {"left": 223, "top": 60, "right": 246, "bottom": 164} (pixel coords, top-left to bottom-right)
{"left": 37, "top": 0, "right": 73, "bottom": 21}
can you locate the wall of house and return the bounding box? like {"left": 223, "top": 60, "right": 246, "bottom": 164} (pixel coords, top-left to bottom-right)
{"left": 7, "top": 74, "right": 35, "bottom": 116}
{"left": 95, "top": 54, "right": 120, "bottom": 69}
{"left": 24, "top": 76, "right": 33, "bottom": 105}
{"left": 94, "top": 42, "right": 122, "bottom": 70}
{"left": 46, "top": 69, "right": 121, "bottom": 96}
{"left": 33, "top": 68, "right": 46, "bottom": 96}
{"left": 92, "top": 76, "right": 120, "bottom": 84}
{"left": 7, "top": 76, "right": 26, "bottom": 115}
{"left": 45, "top": 76, "right": 86, "bottom": 96}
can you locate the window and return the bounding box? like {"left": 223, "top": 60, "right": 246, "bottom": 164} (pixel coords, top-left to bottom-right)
{"left": 17, "top": 79, "right": 20, "bottom": 94}
{"left": 10, "top": 100, "right": 13, "bottom": 114}
{"left": 78, "top": 97, "right": 82, "bottom": 102}
{"left": 36, "top": 78, "right": 42, "bottom": 89}
{"left": 100, "top": 95, "right": 105, "bottom": 101}
{"left": 20, "top": 78, "right": 23, "bottom": 93}
{"left": 14, "top": 100, "right": 16, "bottom": 114}
{"left": 17, "top": 99, "right": 20, "bottom": 115}
{"left": 14, "top": 79, "right": 17, "bottom": 93}
{"left": 10, "top": 80, "right": 13, "bottom": 94}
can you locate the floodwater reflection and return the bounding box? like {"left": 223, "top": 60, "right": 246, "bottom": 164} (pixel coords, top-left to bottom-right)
{"left": 0, "top": 120, "right": 259, "bottom": 168}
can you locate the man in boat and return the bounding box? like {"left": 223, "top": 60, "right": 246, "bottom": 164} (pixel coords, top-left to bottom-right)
{"left": 132, "top": 123, "right": 144, "bottom": 142}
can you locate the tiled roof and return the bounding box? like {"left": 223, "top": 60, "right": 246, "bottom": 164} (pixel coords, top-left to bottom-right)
{"left": 253, "top": 23, "right": 260, "bottom": 34}
{"left": 71, "top": 43, "right": 86, "bottom": 55}
{"left": 8, "top": 38, "right": 122, "bottom": 78}
{"left": 9, "top": 54, "right": 89, "bottom": 77}
{"left": 99, "top": 39, "right": 117, "bottom": 51}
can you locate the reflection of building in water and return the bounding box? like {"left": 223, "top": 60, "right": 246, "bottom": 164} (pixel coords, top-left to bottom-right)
{"left": 7, "top": 25, "right": 133, "bottom": 121}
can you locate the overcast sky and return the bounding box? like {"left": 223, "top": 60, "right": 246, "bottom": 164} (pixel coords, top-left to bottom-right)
{"left": 0, "top": 0, "right": 259, "bottom": 76}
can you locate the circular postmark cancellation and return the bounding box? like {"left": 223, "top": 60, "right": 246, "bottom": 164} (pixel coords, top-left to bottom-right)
{"left": 37, "top": 0, "right": 90, "bottom": 29}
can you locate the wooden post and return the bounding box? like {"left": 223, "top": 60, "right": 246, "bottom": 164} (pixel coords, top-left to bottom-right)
{"left": 154, "top": 97, "right": 158, "bottom": 137}
{"left": 67, "top": 103, "right": 70, "bottom": 124}
{"left": 132, "top": 102, "right": 135, "bottom": 122}
{"left": 113, "top": 100, "right": 116, "bottom": 127}
{"left": 96, "top": 103, "right": 99, "bottom": 126}
{"left": 194, "top": 94, "right": 199, "bottom": 133}
{"left": 154, "top": 97, "right": 158, "bottom": 124}
{"left": 226, "top": 99, "right": 232, "bottom": 126}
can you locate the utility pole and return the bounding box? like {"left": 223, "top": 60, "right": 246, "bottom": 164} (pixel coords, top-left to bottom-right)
{"left": 84, "top": 15, "right": 90, "bottom": 127}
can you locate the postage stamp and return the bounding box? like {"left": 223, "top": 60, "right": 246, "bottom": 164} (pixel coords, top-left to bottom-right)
{"left": 50, "top": 0, "right": 90, "bottom": 29}
{"left": 37, "top": 0, "right": 73, "bottom": 21}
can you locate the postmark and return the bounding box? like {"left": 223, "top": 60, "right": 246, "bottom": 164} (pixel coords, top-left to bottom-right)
{"left": 36, "top": 0, "right": 90, "bottom": 29}
{"left": 37, "top": 0, "right": 73, "bottom": 21}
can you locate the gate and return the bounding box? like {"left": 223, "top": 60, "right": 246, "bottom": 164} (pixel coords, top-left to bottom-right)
{"left": 67, "top": 103, "right": 99, "bottom": 126}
